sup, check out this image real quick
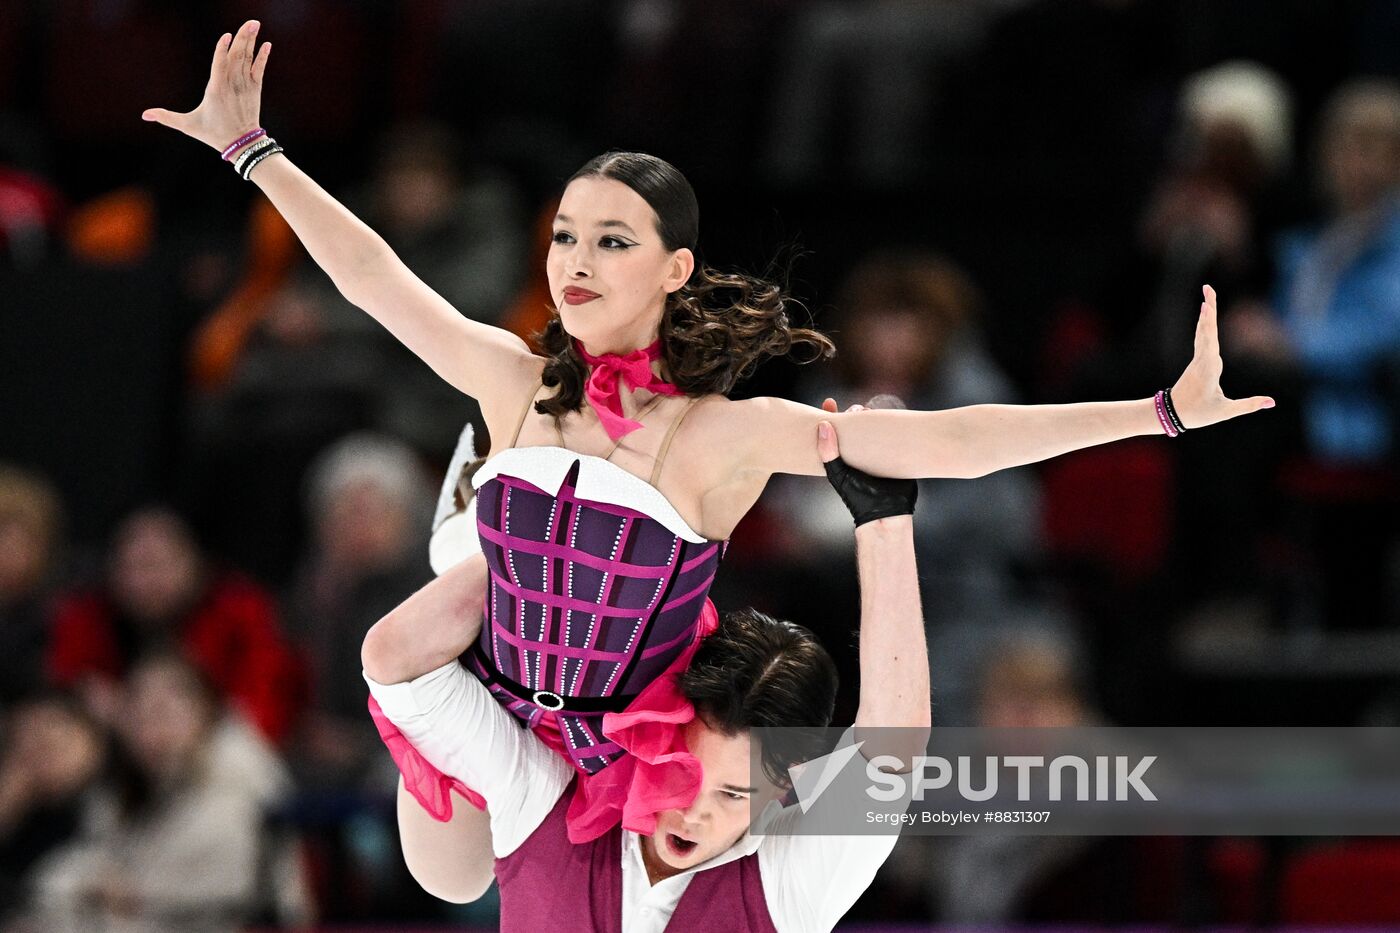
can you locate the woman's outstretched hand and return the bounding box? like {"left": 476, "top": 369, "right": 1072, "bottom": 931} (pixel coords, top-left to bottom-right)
{"left": 141, "top": 20, "right": 270, "bottom": 151}
{"left": 1170, "top": 284, "right": 1276, "bottom": 429}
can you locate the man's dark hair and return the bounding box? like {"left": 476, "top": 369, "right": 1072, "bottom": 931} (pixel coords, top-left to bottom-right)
{"left": 678, "top": 608, "right": 838, "bottom": 786}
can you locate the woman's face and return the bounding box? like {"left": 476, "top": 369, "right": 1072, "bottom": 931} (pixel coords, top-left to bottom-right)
{"left": 317, "top": 478, "right": 413, "bottom": 573}
{"left": 1324, "top": 103, "right": 1400, "bottom": 214}
{"left": 0, "top": 516, "right": 47, "bottom": 599}
{"left": 109, "top": 511, "right": 202, "bottom": 626}
{"left": 546, "top": 176, "right": 693, "bottom": 354}
{"left": 120, "top": 662, "right": 215, "bottom": 780}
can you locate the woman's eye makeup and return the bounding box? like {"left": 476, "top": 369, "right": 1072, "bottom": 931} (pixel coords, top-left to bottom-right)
{"left": 550, "top": 231, "right": 635, "bottom": 249}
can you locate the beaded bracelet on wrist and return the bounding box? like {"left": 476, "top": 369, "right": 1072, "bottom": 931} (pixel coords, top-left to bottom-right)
{"left": 1161, "top": 388, "right": 1188, "bottom": 434}
{"left": 232, "top": 140, "right": 276, "bottom": 177}
{"left": 232, "top": 136, "right": 277, "bottom": 174}
{"left": 240, "top": 145, "right": 284, "bottom": 180}
{"left": 231, "top": 138, "right": 273, "bottom": 173}
{"left": 1154, "top": 390, "right": 1179, "bottom": 438}
{"left": 221, "top": 128, "right": 266, "bottom": 161}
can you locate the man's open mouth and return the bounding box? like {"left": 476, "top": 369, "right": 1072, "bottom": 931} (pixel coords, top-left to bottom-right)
{"left": 665, "top": 833, "right": 698, "bottom": 857}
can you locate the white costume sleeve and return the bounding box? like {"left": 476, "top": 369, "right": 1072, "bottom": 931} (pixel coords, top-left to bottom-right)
{"left": 756, "top": 810, "right": 899, "bottom": 933}
{"left": 756, "top": 728, "right": 910, "bottom": 932}
{"left": 364, "top": 660, "right": 572, "bottom": 857}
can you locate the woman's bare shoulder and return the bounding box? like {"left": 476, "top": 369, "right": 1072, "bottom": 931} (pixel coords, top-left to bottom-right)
{"left": 480, "top": 353, "right": 549, "bottom": 441}
{"left": 691, "top": 394, "right": 807, "bottom": 427}
{"left": 679, "top": 394, "right": 805, "bottom": 468}
{"left": 690, "top": 392, "right": 798, "bottom": 413}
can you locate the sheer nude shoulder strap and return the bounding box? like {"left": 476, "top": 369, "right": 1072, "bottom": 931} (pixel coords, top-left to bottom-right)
{"left": 601, "top": 394, "right": 665, "bottom": 462}
{"left": 649, "top": 396, "right": 702, "bottom": 487}
{"left": 506, "top": 383, "right": 543, "bottom": 451}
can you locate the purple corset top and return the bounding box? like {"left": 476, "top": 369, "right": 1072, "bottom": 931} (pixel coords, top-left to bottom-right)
{"left": 468, "top": 446, "right": 724, "bottom": 774}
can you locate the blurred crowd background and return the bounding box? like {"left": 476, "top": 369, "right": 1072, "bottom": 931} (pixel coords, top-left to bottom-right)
{"left": 2, "top": 0, "right": 1400, "bottom": 930}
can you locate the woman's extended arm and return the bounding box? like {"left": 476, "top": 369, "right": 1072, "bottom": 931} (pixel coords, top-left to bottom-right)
{"left": 142, "top": 21, "right": 540, "bottom": 421}
{"left": 727, "top": 285, "right": 1275, "bottom": 480}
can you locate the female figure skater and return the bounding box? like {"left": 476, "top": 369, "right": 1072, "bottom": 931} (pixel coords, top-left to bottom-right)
{"left": 362, "top": 416, "right": 925, "bottom": 929}
{"left": 143, "top": 21, "right": 1273, "bottom": 841}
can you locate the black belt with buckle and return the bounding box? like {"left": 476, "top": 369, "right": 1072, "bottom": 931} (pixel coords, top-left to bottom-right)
{"left": 467, "top": 641, "right": 640, "bottom": 714}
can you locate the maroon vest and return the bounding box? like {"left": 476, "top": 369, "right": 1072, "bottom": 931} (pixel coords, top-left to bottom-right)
{"left": 495, "top": 782, "right": 779, "bottom": 932}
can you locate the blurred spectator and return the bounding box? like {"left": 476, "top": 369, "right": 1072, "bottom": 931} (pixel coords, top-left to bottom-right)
{"left": 21, "top": 653, "right": 305, "bottom": 933}
{"left": 180, "top": 124, "right": 523, "bottom": 578}
{"left": 884, "top": 628, "right": 1104, "bottom": 923}
{"left": 339, "top": 122, "right": 528, "bottom": 454}
{"left": 180, "top": 272, "right": 392, "bottom": 582}
{"left": 1070, "top": 61, "right": 1298, "bottom": 399}
{"left": 186, "top": 197, "right": 302, "bottom": 392}
{"left": 973, "top": 627, "right": 1098, "bottom": 729}
{"left": 1232, "top": 79, "right": 1400, "bottom": 466}
{"left": 788, "top": 251, "right": 1038, "bottom": 620}
{"left": 0, "top": 694, "right": 106, "bottom": 917}
{"left": 1095, "top": 64, "right": 1302, "bottom": 615}
{"left": 1138, "top": 62, "right": 1296, "bottom": 356}
{"left": 47, "top": 506, "right": 304, "bottom": 745}
{"left": 356, "top": 122, "right": 528, "bottom": 327}
{"left": 0, "top": 466, "right": 63, "bottom": 708}
{"left": 1225, "top": 79, "right": 1400, "bottom": 629}
{"left": 760, "top": 253, "right": 1044, "bottom": 723}
{"left": 285, "top": 433, "right": 432, "bottom": 791}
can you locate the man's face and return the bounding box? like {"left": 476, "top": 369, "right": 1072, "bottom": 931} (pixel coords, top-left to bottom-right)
{"left": 641, "top": 718, "right": 785, "bottom": 879}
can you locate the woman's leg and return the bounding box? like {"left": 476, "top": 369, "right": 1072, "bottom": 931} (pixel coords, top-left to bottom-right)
{"left": 396, "top": 778, "right": 496, "bottom": 903}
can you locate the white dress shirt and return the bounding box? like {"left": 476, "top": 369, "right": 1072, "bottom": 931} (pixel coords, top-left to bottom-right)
{"left": 366, "top": 660, "right": 901, "bottom": 933}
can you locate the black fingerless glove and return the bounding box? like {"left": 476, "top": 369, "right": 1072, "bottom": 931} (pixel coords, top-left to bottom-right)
{"left": 823, "top": 457, "right": 918, "bottom": 526}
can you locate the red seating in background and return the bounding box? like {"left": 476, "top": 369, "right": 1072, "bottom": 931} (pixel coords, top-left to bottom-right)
{"left": 1041, "top": 440, "right": 1174, "bottom": 584}
{"left": 1280, "top": 840, "right": 1400, "bottom": 923}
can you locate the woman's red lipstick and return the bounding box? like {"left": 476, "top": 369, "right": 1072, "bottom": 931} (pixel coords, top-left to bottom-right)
{"left": 563, "top": 286, "right": 601, "bottom": 305}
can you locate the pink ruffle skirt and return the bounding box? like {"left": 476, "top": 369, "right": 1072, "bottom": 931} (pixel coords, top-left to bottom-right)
{"left": 368, "top": 598, "right": 719, "bottom": 843}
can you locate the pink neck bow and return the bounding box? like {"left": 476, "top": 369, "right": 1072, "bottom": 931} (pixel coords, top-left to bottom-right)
{"left": 575, "top": 339, "right": 682, "bottom": 441}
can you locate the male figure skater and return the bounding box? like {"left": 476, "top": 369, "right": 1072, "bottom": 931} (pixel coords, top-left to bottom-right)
{"left": 363, "top": 414, "right": 928, "bottom": 931}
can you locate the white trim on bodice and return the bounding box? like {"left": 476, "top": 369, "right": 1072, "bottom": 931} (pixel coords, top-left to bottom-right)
{"left": 472, "top": 446, "right": 710, "bottom": 544}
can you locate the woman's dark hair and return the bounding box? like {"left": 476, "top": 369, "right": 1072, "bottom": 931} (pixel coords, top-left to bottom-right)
{"left": 536, "top": 151, "right": 835, "bottom": 418}
{"left": 678, "top": 608, "right": 838, "bottom": 787}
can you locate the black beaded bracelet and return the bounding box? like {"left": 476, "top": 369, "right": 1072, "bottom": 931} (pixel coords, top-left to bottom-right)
{"left": 1162, "top": 387, "right": 1188, "bottom": 434}
{"left": 240, "top": 145, "right": 284, "bottom": 181}
{"left": 232, "top": 136, "right": 276, "bottom": 174}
